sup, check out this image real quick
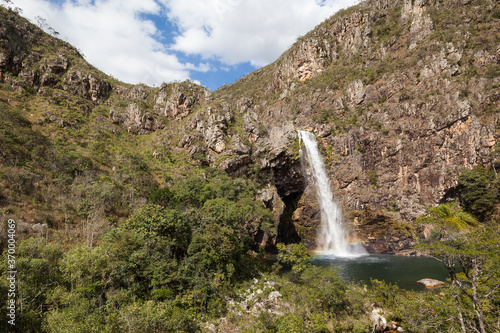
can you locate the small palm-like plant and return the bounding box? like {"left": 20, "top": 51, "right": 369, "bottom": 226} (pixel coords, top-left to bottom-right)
{"left": 417, "top": 202, "right": 478, "bottom": 240}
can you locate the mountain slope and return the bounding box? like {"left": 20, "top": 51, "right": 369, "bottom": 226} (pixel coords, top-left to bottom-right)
{"left": 0, "top": 0, "right": 499, "bottom": 252}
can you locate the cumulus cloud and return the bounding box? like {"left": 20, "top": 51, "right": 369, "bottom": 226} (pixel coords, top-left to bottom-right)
{"left": 12, "top": 0, "right": 360, "bottom": 87}
{"left": 164, "top": 0, "right": 360, "bottom": 66}
{"left": 14, "top": 0, "right": 197, "bottom": 86}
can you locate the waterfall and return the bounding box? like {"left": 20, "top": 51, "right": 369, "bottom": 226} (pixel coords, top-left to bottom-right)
{"left": 298, "top": 130, "right": 366, "bottom": 257}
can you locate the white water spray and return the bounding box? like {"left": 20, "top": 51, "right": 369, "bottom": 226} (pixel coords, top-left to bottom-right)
{"left": 298, "top": 130, "right": 366, "bottom": 257}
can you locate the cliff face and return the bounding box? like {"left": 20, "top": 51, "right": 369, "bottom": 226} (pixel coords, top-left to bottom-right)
{"left": 194, "top": 0, "right": 500, "bottom": 250}
{"left": 0, "top": 0, "right": 499, "bottom": 252}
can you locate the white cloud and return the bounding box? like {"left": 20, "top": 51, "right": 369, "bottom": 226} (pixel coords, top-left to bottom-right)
{"left": 12, "top": 0, "right": 360, "bottom": 87}
{"left": 164, "top": 0, "right": 361, "bottom": 66}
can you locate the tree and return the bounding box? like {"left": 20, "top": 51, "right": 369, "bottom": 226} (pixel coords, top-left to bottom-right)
{"left": 0, "top": 239, "right": 63, "bottom": 332}
{"left": 275, "top": 242, "right": 311, "bottom": 280}
{"left": 458, "top": 166, "right": 499, "bottom": 221}
{"left": 423, "top": 227, "right": 500, "bottom": 333}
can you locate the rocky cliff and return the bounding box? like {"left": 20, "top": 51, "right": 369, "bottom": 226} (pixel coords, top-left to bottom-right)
{"left": 0, "top": 0, "right": 499, "bottom": 253}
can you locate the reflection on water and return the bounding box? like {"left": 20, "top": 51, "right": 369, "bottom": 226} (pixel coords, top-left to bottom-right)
{"left": 310, "top": 254, "right": 450, "bottom": 291}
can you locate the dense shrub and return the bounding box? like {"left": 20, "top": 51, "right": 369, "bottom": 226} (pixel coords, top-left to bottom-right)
{"left": 457, "top": 165, "right": 499, "bottom": 220}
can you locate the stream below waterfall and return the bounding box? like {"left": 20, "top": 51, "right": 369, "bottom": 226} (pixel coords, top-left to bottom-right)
{"left": 310, "top": 254, "right": 450, "bottom": 291}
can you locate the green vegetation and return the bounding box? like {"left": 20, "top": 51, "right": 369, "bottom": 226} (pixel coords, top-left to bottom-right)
{"left": 457, "top": 165, "right": 499, "bottom": 221}
{"left": 4, "top": 227, "right": 499, "bottom": 332}
{"left": 374, "top": 6, "right": 406, "bottom": 43}
{"left": 1, "top": 0, "right": 500, "bottom": 331}
{"left": 0, "top": 170, "right": 275, "bottom": 332}
{"left": 420, "top": 228, "right": 500, "bottom": 333}
{"left": 368, "top": 171, "right": 379, "bottom": 187}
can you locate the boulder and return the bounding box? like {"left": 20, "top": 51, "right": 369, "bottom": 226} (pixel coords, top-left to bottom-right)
{"left": 369, "top": 308, "right": 388, "bottom": 332}
{"left": 347, "top": 79, "right": 366, "bottom": 105}
{"left": 268, "top": 291, "right": 282, "bottom": 304}
{"left": 109, "top": 103, "right": 164, "bottom": 134}
{"left": 417, "top": 278, "right": 446, "bottom": 288}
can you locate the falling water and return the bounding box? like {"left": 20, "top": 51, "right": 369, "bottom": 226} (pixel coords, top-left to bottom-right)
{"left": 298, "top": 130, "right": 366, "bottom": 257}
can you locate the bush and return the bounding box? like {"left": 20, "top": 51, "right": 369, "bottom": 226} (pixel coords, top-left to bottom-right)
{"left": 148, "top": 187, "right": 172, "bottom": 206}
{"left": 123, "top": 204, "right": 191, "bottom": 257}
{"left": 276, "top": 242, "right": 310, "bottom": 277}
{"left": 457, "top": 165, "right": 499, "bottom": 220}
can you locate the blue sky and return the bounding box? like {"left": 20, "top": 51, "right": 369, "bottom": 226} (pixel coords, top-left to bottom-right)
{"left": 9, "top": 0, "right": 360, "bottom": 91}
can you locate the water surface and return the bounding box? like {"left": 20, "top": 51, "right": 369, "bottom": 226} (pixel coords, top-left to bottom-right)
{"left": 311, "top": 254, "right": 449, "bottom": 291}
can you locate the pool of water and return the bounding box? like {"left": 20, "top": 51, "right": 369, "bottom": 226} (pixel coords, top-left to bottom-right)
{"left": 310, "top": 254, "right": 450, "bottom": 291}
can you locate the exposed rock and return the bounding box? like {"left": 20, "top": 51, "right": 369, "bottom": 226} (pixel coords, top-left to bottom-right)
{"left": 0, "top": 51, "right": 8, "bottom": 81}
{"left": 232, "top": 140, "right": 251, "bottom": 155}
{"left": 228, "top": 278, "right": 286, "bottom": 316}
{"left": 419, "top": 44, "right": 462, "bottom": 79}
{"left": 268, "top": 291, "right": 282, "bottom": 304}
{"left": 369, "top": 308, "right": 388, "bottom": 332}
{"left": 268, "top": 122, "right": 296, "bottom": 150}
{"left": 417, "top": 278, "right": 446, "bottom": 288}
{"left": 403, "top": 0, "right": 434, "bottom": 46}
{"left": 369, "top": 308, "right": 403, "bottom": 332}
{"left": 165, "top": 90, "right": 194, "bottom": 119}
{"left": 41, "top": 54, "right": 68, "bottom": 75}
{"left": 186, "top": 107, "right": 234, "bottom": 156}
{"left": 179, "top": 133, "right": 201, "bottom": 149}
{"left": 218, "top": 155, "right": 251, "bottom": 175}
{"left": 152, "top": 150, "right": 162, "bottom": 160}
{"left": 236, "top": 96, "right": 253, "bottom": 113}
{"left": 272, "top": 7, "right": 374, "bottom": 91}
{"left": 292, "top": 185, "right": 320, "bottom": 248}
{"left": 347, "top": 79, "right": 366, "bottom": 105}
{"left": 128, "top": 84, "right": 150, "bottom": 100}
{"left": 62, "top": 70, "right": 111, "bottom": 102}
{"left": 16, "top": 53, "right": 69, "bottom": 89}
{"left": 257, "top": 185, "right": 286, "bottom": 248}
{"left": 273, "top": 37, "right": 334, "bottom": 88}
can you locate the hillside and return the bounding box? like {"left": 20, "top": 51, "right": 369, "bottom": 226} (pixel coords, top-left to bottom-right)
{"left": 1, "top": 0, "right": 500, "bottom": 331}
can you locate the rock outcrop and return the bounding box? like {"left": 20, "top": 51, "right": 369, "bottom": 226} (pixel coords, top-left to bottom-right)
{"left": 109, "top": 103, "right": 164, "bottom": 134}
{"left": 0, "top": 9, "right": 112, "bottom": 102}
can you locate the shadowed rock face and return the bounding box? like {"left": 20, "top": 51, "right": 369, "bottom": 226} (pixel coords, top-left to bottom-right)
{"left": 1, "top": 0, "right": 499, "bottom": 251}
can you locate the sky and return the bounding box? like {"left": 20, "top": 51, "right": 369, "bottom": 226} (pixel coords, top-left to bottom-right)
{"left": 9, "top": 0, "right": 360, "bottom": 91}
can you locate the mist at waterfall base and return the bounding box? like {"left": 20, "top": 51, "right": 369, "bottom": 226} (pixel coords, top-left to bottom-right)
{"left": 298, "top": 131, "right": 448, "bottom": 290}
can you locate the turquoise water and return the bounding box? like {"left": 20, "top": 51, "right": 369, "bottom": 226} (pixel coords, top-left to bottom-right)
{"left": 310, "top": 254, "right": 450, "bottom": 291}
